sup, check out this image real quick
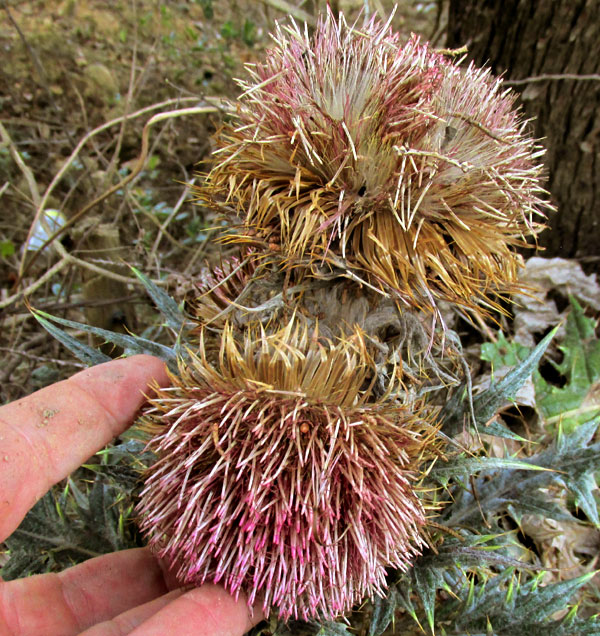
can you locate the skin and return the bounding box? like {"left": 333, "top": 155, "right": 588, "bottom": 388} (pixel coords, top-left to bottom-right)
{"left": 0, "top": 355, "right": 264, "bottom": 636}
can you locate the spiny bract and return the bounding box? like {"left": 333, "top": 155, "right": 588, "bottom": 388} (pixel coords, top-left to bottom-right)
{"left": 201, "top": 10, "right": 549, "bottom": 322}
{"left": 137, "top": 322, "right": 439, "bottom": 620}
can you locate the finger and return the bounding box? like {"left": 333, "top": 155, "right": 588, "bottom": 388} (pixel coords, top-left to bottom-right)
{"left": 77, "top": 589, "right": 187, "bottom": 636}
{"left": 0, "top": 355, "right": 169, "bottom": 541}
{"left": 128, "top": 585, "right": 264, "bottom": 636}
{"left": 0, "top": 548, "right": 169, "bottom": 636}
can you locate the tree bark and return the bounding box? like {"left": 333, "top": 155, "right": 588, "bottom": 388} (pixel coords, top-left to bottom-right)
{"left": 447, "top": 0, "right": 600, "bottom": 262}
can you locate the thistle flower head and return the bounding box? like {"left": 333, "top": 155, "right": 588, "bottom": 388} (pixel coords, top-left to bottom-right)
{"left": 201, "top": 10, "right": 548, "bottom": 321}
{"left": 137, "top": 321, "right": 438, "bottom": 619}
{"left": 189, "top": 253, "right": 462, "bottom": 394}
{"left": 191, "top": 252, "right": 261, "bottom": 326}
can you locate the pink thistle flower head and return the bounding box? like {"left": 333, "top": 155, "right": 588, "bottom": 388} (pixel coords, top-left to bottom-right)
{"left": 137, "top": 321, "right": 438, "bottom": 620}
{"left": 201, "top": 10, "right": 550, "bottom": 322}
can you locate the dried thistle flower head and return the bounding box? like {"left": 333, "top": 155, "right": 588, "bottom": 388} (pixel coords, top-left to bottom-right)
{"left": 201, "top": 10, "right": 549, "bottom": 321}
{"left": 137, "top": 321, "right": 438, "bottom": 620}
{"left": 190, "top": 254, "right": 461, "bottom": 395}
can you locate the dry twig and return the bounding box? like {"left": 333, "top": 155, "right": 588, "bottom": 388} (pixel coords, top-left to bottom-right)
{"left": 0, "top": 103, "right": 222, "bottom": 310}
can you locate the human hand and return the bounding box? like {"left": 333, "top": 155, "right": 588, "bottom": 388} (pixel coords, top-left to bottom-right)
{"left": 0, "top": 355, "right": 264, "bottom": 636}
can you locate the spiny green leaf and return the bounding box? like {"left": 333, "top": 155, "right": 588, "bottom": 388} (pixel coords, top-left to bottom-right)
{"left": 314, "top": 621, "right": 353, "bottom": 635}
{"left": 566, "top": 470, "right": 600, "bottom": 526}
{"left": 474, "top": 327, "right": 558, "bottom": 425}
{"left": 524, "top": 617, "right": 600, "bottom": 636}
{"left": 369, "top": 588, "right": 398, "bottom": 636}
{"left": 504, "top": 572, "right": 597, "bottom": 626}
{"left": 32, "top": 309, "right": 178, "bottom": 369}
{"left": 31, "top": 309, "right": 111, "bottom": 367}
{"left": 130, "top": 266, "right": 187, "bottom": 332}
{"left": 394, "top": 582, "right": 421, "bottom": 626}
{"left": 457, "top": 567, "right": 517, "bottom": 621}
{"left": 556, "top": 416, "right": 598, "bottom": 450}
{"left": 2, "top": 444, "right": 145, "bottom": 581}
{"left": 412, "top": 563, "right": 443, "bottom": 634}
{"left": 66, "top": 478, "right": 90, "bottom": 511}
{"left": 533, "top": 419, "right": 600, "bottom": 525}
{"left": 426, "top": 567, "right": 598, "bottom": 634}
{"left": 429, "top": 455, "right": 549, "bottom": 484}
{"left": 419, "top": 544, "right": 527, "bottom": 571}
{"left": 442, "top": 327, "right": 557, "bottom": 436}
{"left": 392, "top": 543, "right": 528, "bottom": 634}
{"left": 416, "top": 530, "right": 530, "bottom": 571}
{"left": 535, "top": 298, "right": 600, "bottom": 433}
{"left": 506, "top": 495, "right": 574, "bottom": 525}
{"left": 3, "top": 483, "right": 116, "bottom": 580}
{"left": 479, "top": 418, "right": 530, "bottom": 442}
{"left": 439, "top": 421, "right": 600, "bottom": 529}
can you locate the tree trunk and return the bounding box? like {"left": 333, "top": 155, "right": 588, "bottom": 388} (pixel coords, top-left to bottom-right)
{"left": 447, "top": 0, "right": 600, "bottom": 262}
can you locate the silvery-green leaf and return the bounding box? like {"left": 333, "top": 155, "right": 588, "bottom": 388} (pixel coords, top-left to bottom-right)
{"left": 130, "top": 266, "right": 187, "bottom": 332}
{"left": 429, "top": 455, "right": 549, "bottom": 484}
{"left": 369, "top": 588, "right": 398, "bottom": 636}
{"left": 32, "top": 309, "right": 178, "bottom": 370}
{"left": 31, "top": 310, "right": 111, "bottom": 367}
{"left": 442, "top": 327, "right": 557, "bottom": 437}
